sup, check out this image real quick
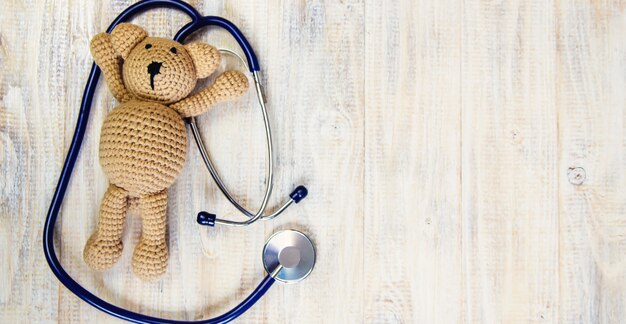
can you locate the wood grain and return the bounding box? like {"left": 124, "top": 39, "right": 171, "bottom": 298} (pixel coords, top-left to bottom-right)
{"left": 364, "top": 0, "right": 462, "bottom": 322}
{"left": 1, "top": 0, "right": 625, "bottom": 323}
{"left": 557, "top": 1, "right": 626, "bottom": 323}
{"left": 461, "top": 1, "right": 560, "bottom": 323}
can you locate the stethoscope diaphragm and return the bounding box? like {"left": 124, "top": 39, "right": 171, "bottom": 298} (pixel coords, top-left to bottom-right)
{"left": 263, "top": 230, "right": 315, "bottom": 283}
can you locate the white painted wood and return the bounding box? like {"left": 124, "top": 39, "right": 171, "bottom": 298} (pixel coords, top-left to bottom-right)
{"left": 556, "top": 1, "right": 626, "bottom": 323}
{"left": 461, "top": 1, "right": 560, "bottom": 322}
{"left": 364, "top": 0, "right": 462, "bottom": 322}
{"left": 1, "top": 0, "right": 625, "bottom": 323}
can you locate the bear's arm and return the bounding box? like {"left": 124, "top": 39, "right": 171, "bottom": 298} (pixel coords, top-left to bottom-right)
{"left": 90, "top": 33, "right": 133, "bottom": 103}
{"left": 170, "top": 71, "right": 249, "bottom": 118}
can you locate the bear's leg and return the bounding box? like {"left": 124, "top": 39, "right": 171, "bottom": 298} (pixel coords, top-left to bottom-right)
{"left": 132, "top": 190, "right": 168, "bottom": 280}
{"left": 84, "top": 184, "right": 129, "bottom": 271}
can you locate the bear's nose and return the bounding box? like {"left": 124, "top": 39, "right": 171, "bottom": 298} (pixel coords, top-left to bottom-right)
{"left": 147, "top": 61, "right": 163, "bottom": 90}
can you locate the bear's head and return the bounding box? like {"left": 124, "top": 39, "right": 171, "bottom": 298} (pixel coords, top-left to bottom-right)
{"left": 110, "top": 23, "right": 220, "bottom": 104}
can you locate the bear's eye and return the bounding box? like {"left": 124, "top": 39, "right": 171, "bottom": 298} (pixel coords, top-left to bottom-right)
{"left": 145, "top": 44, "right": 152, "bottom": 49}
{"left": 170, "top": 47, "right": 177, "bottom": 54}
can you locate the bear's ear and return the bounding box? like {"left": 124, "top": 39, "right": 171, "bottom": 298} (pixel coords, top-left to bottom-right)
{"left": 110, "top": 23, "right": 148, "bottom": 59}
{"left": 185, "top": 42, "right": 221, "bottom": 79}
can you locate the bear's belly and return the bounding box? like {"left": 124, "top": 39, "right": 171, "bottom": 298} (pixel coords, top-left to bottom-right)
{"left": 99, "top": 101, "right": 187, "bottom": 196}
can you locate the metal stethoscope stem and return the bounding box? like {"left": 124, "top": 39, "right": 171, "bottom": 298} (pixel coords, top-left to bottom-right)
{"left": 191, "top": 53, "right": 307, "bottom": 228}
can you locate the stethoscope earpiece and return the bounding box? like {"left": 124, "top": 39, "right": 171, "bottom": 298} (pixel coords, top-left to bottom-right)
{"left": 196, "top": 186, "right": 308, "bottom": 227}
{"left": 197, "top": 211, "right": 217, "bottom": 226}
{"left": 290, "top": 185, "right": 309, "bottom": 203}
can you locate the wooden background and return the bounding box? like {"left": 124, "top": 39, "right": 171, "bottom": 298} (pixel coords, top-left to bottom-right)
{"left": 1, "top": 0, "right": 625, "bottom": 323}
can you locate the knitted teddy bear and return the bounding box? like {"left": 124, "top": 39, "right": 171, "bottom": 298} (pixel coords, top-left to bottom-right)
{"left": 83, "top": 23, "right": 248, "bottom": 280}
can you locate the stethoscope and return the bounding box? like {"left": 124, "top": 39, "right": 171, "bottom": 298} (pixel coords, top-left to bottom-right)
{"left": 43, "top": 1, "right": 314, "bottom": 323}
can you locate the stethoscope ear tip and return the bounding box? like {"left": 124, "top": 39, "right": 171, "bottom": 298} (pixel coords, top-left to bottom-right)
{"left": 197, "top": 211, "right": 217, "bottom": 226}
{"left": 289, "top": 185, "right": 308, "bottom": 203}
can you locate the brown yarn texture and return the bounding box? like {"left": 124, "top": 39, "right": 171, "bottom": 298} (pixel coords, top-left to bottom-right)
{"left": 83, "top": 23, "right": 249, "bottom": 280}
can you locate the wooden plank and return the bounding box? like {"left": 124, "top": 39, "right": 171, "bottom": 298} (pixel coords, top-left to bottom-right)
{"left": 230, "top": 0, "right": 366, "bottom": 322}
{"left": 363, "top": 0, "right": 463, "bottom": 322}
{"left": 461, "top": 0, "right": 560, "bottom": 322}
{"left": 0, "top": 0, "right": 68, "bottom": 322}
{"left": 258, "top": 0, "right": 366, "bottom": 322}
{"left": 556, "top": 1, "right": 626, "bottom": 323}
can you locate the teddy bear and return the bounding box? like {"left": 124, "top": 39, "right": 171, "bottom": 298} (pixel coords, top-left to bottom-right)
{"left": 83, "top": 23, "right": 249, "bottom": 280}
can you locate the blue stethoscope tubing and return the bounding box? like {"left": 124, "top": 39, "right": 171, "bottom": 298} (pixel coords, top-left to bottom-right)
{"left": 43, "top": 1, "right": 274, "bottom": 323}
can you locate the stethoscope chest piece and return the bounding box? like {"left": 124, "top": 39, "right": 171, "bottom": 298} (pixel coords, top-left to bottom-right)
{"left": 263, "top": 230, "right": 315, "bottom": 283}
